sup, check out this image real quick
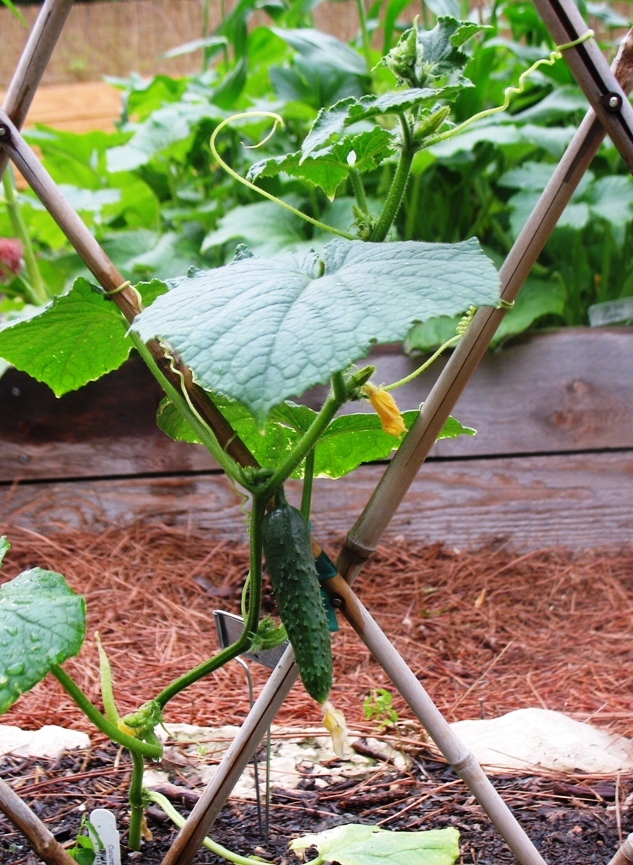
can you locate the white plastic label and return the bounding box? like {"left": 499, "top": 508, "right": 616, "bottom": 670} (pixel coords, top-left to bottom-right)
{"left": 588, "top": 298, "right": 633, "bottom": 326}
{"left": 89, "top": 808, "right": 121, "bottom": 865}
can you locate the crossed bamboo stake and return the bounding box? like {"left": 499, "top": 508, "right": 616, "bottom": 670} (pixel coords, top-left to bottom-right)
{"left": 1, "top": 2, "right": 633, "bottom": 865}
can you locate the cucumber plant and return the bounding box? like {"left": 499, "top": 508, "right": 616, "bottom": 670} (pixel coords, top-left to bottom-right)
{"left": 0, "top": 14, "right": 587, "bottom": 860}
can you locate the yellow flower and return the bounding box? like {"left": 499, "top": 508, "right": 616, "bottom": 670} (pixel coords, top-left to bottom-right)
{"left": 117, "top": 719, "right": 137, "bottom": 737}
{"left": 363, "top": 383, "right": 406, "bottom": 437}
{"left": 322, "top": 701, "right": 350, "bottom": 759}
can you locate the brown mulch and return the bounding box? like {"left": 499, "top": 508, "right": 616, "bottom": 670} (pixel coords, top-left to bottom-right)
{"left": 1, "top": 742, "right": 631, "bottom": 865}
{"left": 0, "top": 523, "right": 631, "bottom": 739}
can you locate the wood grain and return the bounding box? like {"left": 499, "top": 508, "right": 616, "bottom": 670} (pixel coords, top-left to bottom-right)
{"left": 1, "top": 330, "right": 631, "bottom": 482}
{"left": 0, "top": 81, "right": 122, "bottom": 133}
{"left": 2, "top": 451, "right": 631, "bottom": 551}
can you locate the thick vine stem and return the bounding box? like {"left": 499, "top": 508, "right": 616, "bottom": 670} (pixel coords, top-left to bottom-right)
{"left": 300, "top": 449, "right": 315, "bottom": 521}
{"left": 50, "top": 666, "right": 162, "bottom": 759}
{"left": 368, "top": 116, "right": 415, "bottom": 243}
{"left": 154, "top": 494, "right": 266, "bottom": 708}
{"left": 261, "top": 371, "right": 348, "bottom": 497}
{"left": 128, "top": 750, "right": 146, "bottom": 851}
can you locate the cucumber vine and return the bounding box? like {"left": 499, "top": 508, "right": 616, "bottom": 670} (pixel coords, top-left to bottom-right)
{"left": 0, "top": 15, "right": 595, "bottom": 861}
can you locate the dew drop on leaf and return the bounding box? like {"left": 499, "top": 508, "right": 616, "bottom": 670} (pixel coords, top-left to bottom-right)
{"left": 6, "top": 662, "right": 25, "bottom": 676}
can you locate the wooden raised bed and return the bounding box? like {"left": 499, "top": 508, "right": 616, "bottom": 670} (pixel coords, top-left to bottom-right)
{"left": 1, "top": 327, "right": 631, "bottom": 550}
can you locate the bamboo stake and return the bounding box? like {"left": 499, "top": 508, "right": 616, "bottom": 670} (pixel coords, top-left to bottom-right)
{"left": 533, "top": 0, "right": 633, "bottom": 173}
{"left": 336, "top": 26, "right": 633, "bottom": 581}
{"left": 321, "top": 575, "right": 548, "bottom": 865}
{"left": 161, "top": 26, "right": 633, "bottom": 865}
{"left": 608, "top": 835, "right": 633, "bottom": 865}
{"left": 0, "top": 0, "right": 75, "bottom": 183}
{"left": 0, "top": 776, "right": 77, "bottom": 865}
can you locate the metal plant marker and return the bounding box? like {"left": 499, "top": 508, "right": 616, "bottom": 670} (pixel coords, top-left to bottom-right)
{"left": 1, "top": 2, "right": 632, "bottom": 864}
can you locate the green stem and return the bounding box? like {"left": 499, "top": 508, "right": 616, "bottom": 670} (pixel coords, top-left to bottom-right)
{"left": 355, "top": 0, "right": 373, "bottom": 74}
{"left": 384, "top": 334, "right": 460, "bottom": 391}
{"left": 128, "top": 750, "right": 145, "bottom": 852}
{"left": 404, "top": 172, "right": 422, "bottom": 240}
{"left": 129, "top": 333, "right": 251, "bottom": 492}
{"left": 433, "top": 32, "right": 595, "bottom": 148}
{"left": 349, "top": 166, "right": 369, "bottom": 215}
{"left": 50, "top": 666, "right": 162, "bottom": 759}
{"left": 262, "top": 372, "right": 347, "bottom": 497}
{"left": 369, "top": 116, "right": 415, "bottom": 243}
{"left": 155, "top": 494, "right": 266, "bottom": 707}
{"left": 300, "top": 448, "right": 315, "bottom": 521}
{"left": 210, "top": 113, "right": 355, "bottom": 241}
{"left": 147, "top": 792, "right": 268, "bottom": 865}
{"left": 2, "top": 167, "right": 48, "bottom": 304}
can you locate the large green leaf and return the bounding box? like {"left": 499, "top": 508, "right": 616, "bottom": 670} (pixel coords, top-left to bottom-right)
{"left": 201, "top": 200, "right": 310, "bottom": 256}
{"left": 0, "top": 278, "right": 128, "bottom": 396}
{"left": 133, "top": 237, "right": 500, "bottom": 422}
{"left": 0, "top": 278, "right": 166, "bottom": 396}
{"left": 290, "top": 823, "right": 460, "bottom": 865}
{"left": 271, "top": 28, "right": 367, "bottom": 77}
{"left": 0, "top": 569, "right": 85, "bottom": 715}
{"left": 157, "top": 398, "right": 475, "bottom": 479}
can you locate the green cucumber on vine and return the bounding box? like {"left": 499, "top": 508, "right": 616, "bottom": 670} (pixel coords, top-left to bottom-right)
{"left": 261, "top": 487, "right": 332, "bottom": 704}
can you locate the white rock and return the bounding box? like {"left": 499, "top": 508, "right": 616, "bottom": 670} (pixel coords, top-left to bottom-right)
{"left": 0, "top": 724, "right": 90, "bottom": 759}
{"left": 450, "top": 708, "right": 633, "bottom": 774}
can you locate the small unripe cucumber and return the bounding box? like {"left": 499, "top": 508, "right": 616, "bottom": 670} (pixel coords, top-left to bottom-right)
{"left": 261, "top": 490, "right": 332, "bottom": 704}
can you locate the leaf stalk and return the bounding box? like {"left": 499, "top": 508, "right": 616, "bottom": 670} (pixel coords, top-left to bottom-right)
{"left": 369, "top": 116, "right": 415, "bottom": 243}
{"left": 49, "top": 666, "right": 162, "bottom": 759}
{"left": 154, "top": 493, "right": 266, "bottom": 707}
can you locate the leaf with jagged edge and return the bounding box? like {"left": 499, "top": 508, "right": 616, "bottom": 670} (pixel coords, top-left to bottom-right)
{"left": 0, "top": 278, "right": 167, "bottom": 396}
{"left": 0, "top": 537, "right": 9, "bottom": 568}
{"left": 133, "top": 237, "right": 500, "bottom": 423}
{"left": 0, "top": 569, "right": 86, "bottom": 715}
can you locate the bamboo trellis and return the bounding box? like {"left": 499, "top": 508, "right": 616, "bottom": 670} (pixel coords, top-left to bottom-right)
{"left": 1, "top": 2, "right": 632, "bottom": 865}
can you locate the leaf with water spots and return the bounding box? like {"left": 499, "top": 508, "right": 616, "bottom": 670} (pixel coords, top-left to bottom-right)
{"left": 0, "top": 569, "right": 86, "bottom": 715}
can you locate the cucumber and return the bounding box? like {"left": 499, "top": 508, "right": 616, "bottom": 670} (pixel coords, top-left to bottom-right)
{"left": 261, "top": 489, "right": 332, "bottom": 704}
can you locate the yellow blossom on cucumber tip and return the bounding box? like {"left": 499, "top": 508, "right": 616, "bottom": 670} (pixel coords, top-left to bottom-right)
{"left": 362, "top": 383, "right": 406, "bottom": 437}
{"left": 321, "top": 701, "right": 350, "bottom": 759}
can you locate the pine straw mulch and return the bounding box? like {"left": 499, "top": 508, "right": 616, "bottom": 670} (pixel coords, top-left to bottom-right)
{"left": 1, "top": 522, "right": 632, "bottom": 739}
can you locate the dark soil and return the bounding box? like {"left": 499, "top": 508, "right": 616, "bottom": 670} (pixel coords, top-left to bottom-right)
{"left": 1, "top": 742, "right": 630, "bottom": 865}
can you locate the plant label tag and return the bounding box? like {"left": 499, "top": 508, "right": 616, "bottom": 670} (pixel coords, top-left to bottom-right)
{"left": 89, "top": 808, "right": 121, "bottom": 865}
{"left": 588, "top": 298, "right": 633, "bottom": 326}
{"left": 213, "top": 609, "right": 288, "bottom": 669}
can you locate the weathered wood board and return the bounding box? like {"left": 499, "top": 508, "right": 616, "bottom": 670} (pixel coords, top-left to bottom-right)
{"left": 1, "top": 329, "right": 632, "bottom": 550}
{"left": 1, "top": 452, "right": 631, "bottom": 551}
{"left": 1, "top": 329, "right": 631, "bottom": 482}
